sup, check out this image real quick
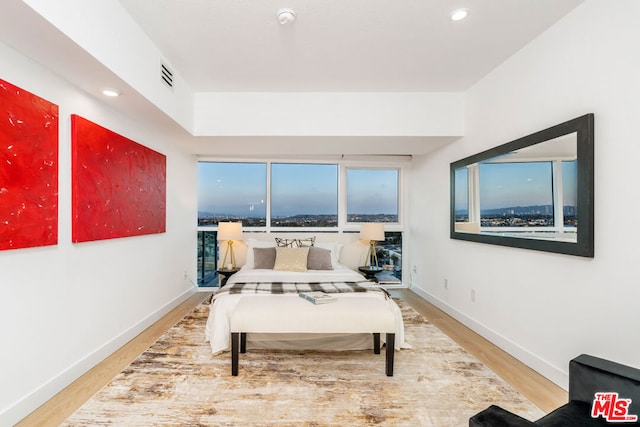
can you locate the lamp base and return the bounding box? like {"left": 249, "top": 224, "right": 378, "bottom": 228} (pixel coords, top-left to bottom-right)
{"left": 366, "top": 240, "right": 379, "bottom": 267}
{"left": 221, "top": 240, "right": 237, "bottom": 270}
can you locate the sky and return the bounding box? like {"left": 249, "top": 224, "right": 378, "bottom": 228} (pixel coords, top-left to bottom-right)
{"left": 454, "top": 160, "right": 577, "bottom": 212}
{"left": 271, "top": 163, "right": 337, "bottom": 216}
{"left": 198, "top": 163, "right": 398, "bottom": 217}
{"left": 480, "top": 162, "right": 553, "bottom": 209}
{"left": 198, "top": 162, "right": 266, "bottom": 217}
{"left": 346, "top": 168, "right": 398, "bottom": 215}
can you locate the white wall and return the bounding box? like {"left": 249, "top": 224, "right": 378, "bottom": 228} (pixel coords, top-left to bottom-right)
{"left": 21, "top": 0, "right": 194, "bottom": 133}
{"left": 194, "top": 92, "right": 464, "bottom": 137}
{"left": 0, "top": 41, "right": 198, "bottom": 425}
{"left": 409, "top": 0, "right": 640, "bottom": 389}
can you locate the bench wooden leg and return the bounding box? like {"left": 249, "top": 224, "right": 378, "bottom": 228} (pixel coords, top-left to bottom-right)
{"left": 234, "top": 331, "right": 393, "bottom": 377}
{"left": 385, "top": 333, "right": 395, "bottom": 376}
{"left": 231, "top": 332, "right": 239, "bottom": 376}
{"left": 240, "top": 332, "right": 247, "bottom": 353}
{"left": 373, "top": 333, "right": 380, "bottom": 354}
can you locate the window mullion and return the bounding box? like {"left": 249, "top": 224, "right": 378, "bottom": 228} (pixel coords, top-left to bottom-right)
{"left": 552, "top": 160, "right": 563, "bottom": 232}
{"left": 468, "top": 164, "right": 480, "bottom": 224}
{"left": 338, "top": 165, "right": 347, "bottom": 231}
{"left": 266, "top": 161, "right": 272, "bottom": 232}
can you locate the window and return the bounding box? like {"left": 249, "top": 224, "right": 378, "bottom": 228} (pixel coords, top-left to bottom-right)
{"left": 375, "top": 231, "right": 403, "bottom": 284}
{"left": 479, "top": 161, "right": 553, "bottom": 227}
{"left": 562, "top": 160, "right": 577, "bottom": 227}
{"left": 346, "top": 168, "right": 398, "bottom": 223}
{"left": 197, "top": 230, "right": 217, "bottom": 285}
{"left": 197, "top": 161, "right": 406, "bottom": 287}
{"left": 270, "top": 163, "right": 338, "bottom": 227}
{"left": 198, "top": 162, "right": 266, "bottom": 226}
{"left": 455, "top": 158, "right": 578, "bottom": 236}
{"left": 454, "top": 167, "right": 469, "bottom": 222}
{"left": 199, "top": 163, "right": 402, "bottom": 229}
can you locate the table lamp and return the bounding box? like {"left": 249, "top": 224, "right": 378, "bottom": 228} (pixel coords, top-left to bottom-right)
{"left": 360, "top": 223, "right": 384, "bottom": 267}
{"left": 217, "top": 222, "right": 243, "bottom": 269}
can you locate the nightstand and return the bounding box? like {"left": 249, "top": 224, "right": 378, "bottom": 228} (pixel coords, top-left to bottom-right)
{"left": 217, "top": 268, "right": 240, "bottom": 287}
{"left": 358, "top": 266, "right": 384, "bottom": 281}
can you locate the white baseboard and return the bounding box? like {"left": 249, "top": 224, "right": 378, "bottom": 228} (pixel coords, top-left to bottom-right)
{"left": 409, "top": 286, "right": 569, "bottom": 390}
{"left": 2, "top": 288, "right": 196, "bottom": 427}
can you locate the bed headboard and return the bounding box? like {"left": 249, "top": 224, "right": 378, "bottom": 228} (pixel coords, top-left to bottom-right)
{"left": 222, "top": 232, "right": 369, "bottom": 271}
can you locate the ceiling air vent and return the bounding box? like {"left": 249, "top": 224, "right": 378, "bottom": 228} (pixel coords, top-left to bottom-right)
{"left": 161, "top": 62, "right": 174, "bottom": 88}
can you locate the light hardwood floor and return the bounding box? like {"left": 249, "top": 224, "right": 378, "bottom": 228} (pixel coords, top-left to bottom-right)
{"left": 16, "top": 292, "right": 210, "bottom": 427}
{"left": 391, "top": 289, "right": 567, "bottom": 413}
{"left": 17, "top": 289, "right": 566, "bottom": 426}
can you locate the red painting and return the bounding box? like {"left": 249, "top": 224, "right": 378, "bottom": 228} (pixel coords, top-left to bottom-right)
{"left": 71, "top": 115, "right": 166, "bottom": 243}
{"left": 0, "top": 78, "right": 58, "bottom": 250}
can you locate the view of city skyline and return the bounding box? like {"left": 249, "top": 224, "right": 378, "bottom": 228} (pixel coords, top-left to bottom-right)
{"left": 198, "top": 213, "right": 399, "bottom": 227}
{"left": 455, "top": 204, "right": 577, "bottom": 227}
{"left": 198, "top": 162, "right": 399, "bottom": 222}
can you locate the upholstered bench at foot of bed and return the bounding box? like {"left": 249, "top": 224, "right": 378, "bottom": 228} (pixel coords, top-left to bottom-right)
{"left": 229, "top": 295, "right": 397, "bottom": 376}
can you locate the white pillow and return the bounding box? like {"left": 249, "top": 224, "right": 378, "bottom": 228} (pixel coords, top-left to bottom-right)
{"left": 314, "top": 242, "right": 343, "bottom": 268}
{"left": 244, "top": 238, "right": 276, "bottom": 269}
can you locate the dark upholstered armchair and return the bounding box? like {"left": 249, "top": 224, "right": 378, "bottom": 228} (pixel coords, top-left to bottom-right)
{"left": 470, "top": 354, "right": 640, "bottom": 426}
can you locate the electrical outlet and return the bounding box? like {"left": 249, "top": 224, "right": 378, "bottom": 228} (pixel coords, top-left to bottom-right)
{"left": 412, "top": 265, "right": 417, "bottom": 273}
{"left": 444, "top": 278, "right": 448, "bottom": 290}
{"left": 183, "top": 270, "right": 188, "bottom": 279}
{"left": 471, "top": 288, "right": 476, "bottom": 302}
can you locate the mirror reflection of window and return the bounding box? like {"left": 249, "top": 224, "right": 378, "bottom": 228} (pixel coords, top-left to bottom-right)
{"left": 562, "top": 160, "right": 578, "bottom": 227}
{"left": 479, "top": 161, "right": 554, "bottom": 228}
{"left": 454, "top": 167, "right": 469, "bottom": 222}
{"left": 456, "top": 133, "right": 579, "bottom": 237}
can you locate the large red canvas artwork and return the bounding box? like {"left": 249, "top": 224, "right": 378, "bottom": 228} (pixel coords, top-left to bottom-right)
{"left": 0, "top": 78, "right": 59, "bottom": 251}
{"left": 71, "top": 115, "right": 166, "bottom": 243}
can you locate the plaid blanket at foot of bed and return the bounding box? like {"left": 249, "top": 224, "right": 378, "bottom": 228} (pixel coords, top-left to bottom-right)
{"left": 213, "top": 281, "right": 389, "bottom": 299}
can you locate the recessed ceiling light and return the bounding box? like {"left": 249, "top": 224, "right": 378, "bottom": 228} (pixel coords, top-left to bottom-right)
{"left": 450, "top": 8, "right": 468, "bottom": 21}
{"left": 102, "top": 89, "right": 120, "bottom": 97}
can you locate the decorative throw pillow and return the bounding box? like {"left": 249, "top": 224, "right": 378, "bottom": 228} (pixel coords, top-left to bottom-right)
{"left": 306, "top": 247, "right": 333, "bottom": 270}
{"left": 273, "top": 247, "right": 310, "bottom": 272}
{"left": 275, "top": 237, "right": 298, "bottom": 248}
{"left": 296, "top": 237, "right": 316, "bottom": 247}
{"left": 245, "top": 239, "right": 276, "bottom": 269}
{"left": 314, "top": 242, "right": 343, "bottom": 268}
{"left": 253, "top": 247, "right": 276, "bottom": 269}
{"left": 275, "top": 237, "right": 316, "bottom": 248}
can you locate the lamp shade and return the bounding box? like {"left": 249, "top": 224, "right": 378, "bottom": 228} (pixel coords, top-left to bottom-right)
{"left": 359, "top": 223, "right": 384, "bottom": 241}
{"left": 217, "top": 222, "right": 243, "bottom": 241}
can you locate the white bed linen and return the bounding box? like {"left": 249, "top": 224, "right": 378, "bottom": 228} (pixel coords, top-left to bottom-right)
{"left": 205, "top": 266, "right": 407, "bottom": 354}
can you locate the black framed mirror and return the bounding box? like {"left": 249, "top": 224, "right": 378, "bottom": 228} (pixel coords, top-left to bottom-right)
{"left": 450, "top": 114, "right": 594, "bottom": 257}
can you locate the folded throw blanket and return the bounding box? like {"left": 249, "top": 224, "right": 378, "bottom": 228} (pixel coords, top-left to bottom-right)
{"left": 214, "top": 281, "right": 389, "bottom": 299}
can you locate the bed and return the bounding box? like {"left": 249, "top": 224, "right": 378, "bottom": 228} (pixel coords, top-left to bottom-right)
{"left": 204, "top": 238, "right": 406, "bottom": 355}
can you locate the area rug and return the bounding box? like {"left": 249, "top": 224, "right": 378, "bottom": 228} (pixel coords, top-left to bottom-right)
{"left": 62, "top": 298, "right": 544, "bottom": 426}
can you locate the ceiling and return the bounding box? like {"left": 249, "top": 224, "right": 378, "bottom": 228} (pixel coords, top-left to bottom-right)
{"left": 118, "top": 0, "right": 583, "bottom": 92}
{"left": 0, "top": 0, "right": 584, "bottom": 157}
{"left": 486, "top": 133, "right": 577, "bottom": 164}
